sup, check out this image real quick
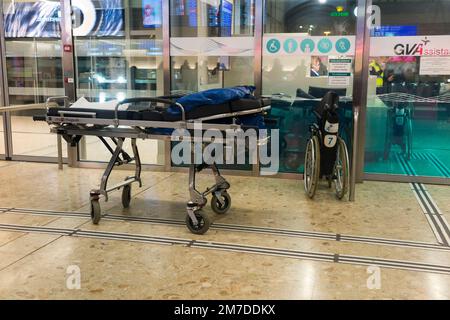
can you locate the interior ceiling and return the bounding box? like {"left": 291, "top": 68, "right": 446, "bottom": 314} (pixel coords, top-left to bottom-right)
{"left": 282, "top": 0, "right": 357, "bottom": 12}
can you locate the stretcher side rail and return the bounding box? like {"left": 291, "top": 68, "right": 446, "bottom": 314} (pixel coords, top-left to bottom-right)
{"left": 44, "top": 105, "right": 270, "bottom": 131}
{"left": 50, "top": 126, "right": 269, "bottom": 145}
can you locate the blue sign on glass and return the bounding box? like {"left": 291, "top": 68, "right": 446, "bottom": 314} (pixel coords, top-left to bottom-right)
{"left": 188, "top": 0, "right": 198, "bottom": 27}
{"left": 371, "top": 25, "right": 417, "bottom": 37}
{"left": 221, "top": 1, "right": 233, "bottom": 36}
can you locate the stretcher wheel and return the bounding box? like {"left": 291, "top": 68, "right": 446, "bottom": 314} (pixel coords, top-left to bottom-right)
{"left": 90, "top": 200, "right": 101, "bottom": 224}
{"left": 122, "top": 184, "right": 131, "bottom": 208}
{"left": 334, "top": 138, "right": 349, "bottom": 200}
{"left": 185, "top": 211, "right": 211, "bottom": 235}
{"left": 211, "top": 191, "right": 231, "bottom": 215}
{"left": 304, "top": 135, "right": 320, "bottom": 199}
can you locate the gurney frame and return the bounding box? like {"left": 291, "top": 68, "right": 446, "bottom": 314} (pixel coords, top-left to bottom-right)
{"left": 42, "top": 96, "right": 270, "bottom": 234}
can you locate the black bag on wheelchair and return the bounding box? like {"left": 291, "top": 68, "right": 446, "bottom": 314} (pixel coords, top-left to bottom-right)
{"left": 314, "top": 91, "right": 340, "bottom": 176}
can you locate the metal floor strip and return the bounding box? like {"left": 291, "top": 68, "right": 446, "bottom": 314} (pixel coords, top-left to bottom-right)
{"left": 396, "top": 153, "right": 450, "bottom": 246}
{"left": 414, "top": 152, "right": 450, "bottom": 178}
{"left": 1, "top": 222, "right": 449, "bottom": 275}
{"left": 2, "top": 207, "right": 449, "bottom": 252}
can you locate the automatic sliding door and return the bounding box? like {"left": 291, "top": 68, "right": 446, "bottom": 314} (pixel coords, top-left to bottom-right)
{"left": 2, "top": 0, "right": 65, "bottom": 158}
{"left": 364, "top": 0, "right": 450, "bottom": 179}
{"left": 170, "top": 0, "right": 255, "bottom": 92}
{"left": 73, "top": 0, "right": 165, "bottom": 165}
{"left": 263, "top": 0, "right": 357, "bottom": 174}
{"left": 0, "top": 114, "right": 4, "bottom": 157}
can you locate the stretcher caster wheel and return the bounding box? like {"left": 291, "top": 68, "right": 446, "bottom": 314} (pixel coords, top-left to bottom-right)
{"left": 211, "top": 191, "right": 231, "bottom": 215}
{"left": 90, "top": 200, "right": 101, "bottom": 224}
{"left": 186, "top": 211, "right": 211, "bottom": 235}
{"left": 122, "top": 184, "right": 131, "bottom": 208}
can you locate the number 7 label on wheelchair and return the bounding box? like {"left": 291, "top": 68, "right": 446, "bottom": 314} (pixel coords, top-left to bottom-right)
{"left": 324, "top": 135, "right": 338, "bottom": 148}
{"left": 324, "top": 121, "right": 339, "bottom": 148}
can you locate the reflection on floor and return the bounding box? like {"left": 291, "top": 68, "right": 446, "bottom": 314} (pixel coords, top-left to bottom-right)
{"left": 365, "top": 113, "right": 450, "bottom": 178}
{"left": 0, "top": 161, "right": 449, "bottom": 299}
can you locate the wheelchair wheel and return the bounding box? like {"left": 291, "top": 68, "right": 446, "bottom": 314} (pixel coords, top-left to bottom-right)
{"left": 304, "top": 135, "right": 320, "bottom": 199}
{"left": 406, "top": 114, "right": 413, "bottom": 160}
{"left": 334, "top": 138, "right": 349, "bottom": 200}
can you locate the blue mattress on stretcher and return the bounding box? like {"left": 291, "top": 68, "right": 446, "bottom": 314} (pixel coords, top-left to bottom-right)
{"left": 166, "top": 86, "right": 257, "bottom": 116}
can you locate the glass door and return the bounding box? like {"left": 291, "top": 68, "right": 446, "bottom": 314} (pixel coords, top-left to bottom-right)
{"left": 364, "top": 0, "right": 450, "bottom": 179}
{"left": 72, "top": 0, "right": 165, "bottom": 165}
{"left": 0, "top": 114, "right": 4, "bottom": 158}
{"left": 263, "top": 0, "right": 357, "bottom": 174}
{"left": 170, "top": 0, "right": 255, "bottom": 93}
{"left": 3, "top": 0, "right": 65, "bottom": 158}
{"left": 169, "top": 0, "right": 256, "bottom": 171}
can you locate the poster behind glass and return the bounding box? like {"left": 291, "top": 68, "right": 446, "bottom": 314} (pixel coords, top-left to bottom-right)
{"left": 142, "top": 0, "right": 162, "bottom": 28}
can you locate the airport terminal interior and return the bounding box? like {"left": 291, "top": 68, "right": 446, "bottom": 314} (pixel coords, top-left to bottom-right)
{"left": 0, "top": 0, "right": 450, "bottom": 300}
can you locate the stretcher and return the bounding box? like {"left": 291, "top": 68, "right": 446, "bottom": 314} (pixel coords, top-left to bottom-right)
{"left": 34, "top": 88, "right": 271, "bottom": 234}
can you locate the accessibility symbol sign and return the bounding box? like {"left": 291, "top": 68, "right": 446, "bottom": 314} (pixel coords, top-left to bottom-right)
{"left": 318, "top": 38, "right": 333, "bottom": 54}
{"left": 283, "top": 38, "right": 298, "bottom": 53}
{"left": 266, "top": 39, "right": 281, "bottom": 54}
{"left": 335, "top": 38, "right": 351, "bottom": 53}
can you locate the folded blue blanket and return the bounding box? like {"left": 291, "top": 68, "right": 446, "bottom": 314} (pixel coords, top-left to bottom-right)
{"left": 167, "top": 86, "right": 256, "bottom": 115}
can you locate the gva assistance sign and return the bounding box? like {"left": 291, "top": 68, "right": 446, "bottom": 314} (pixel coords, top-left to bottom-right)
{"left": 371, "top": 36, "right": 450, "bottom": 56}
{"left": 264, "top": 35, "right": 450, "bottom": 57}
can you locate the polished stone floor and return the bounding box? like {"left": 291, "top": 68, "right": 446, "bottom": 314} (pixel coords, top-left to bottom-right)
{"left": 0, "top": 161, "right": 449, "bottom": 299}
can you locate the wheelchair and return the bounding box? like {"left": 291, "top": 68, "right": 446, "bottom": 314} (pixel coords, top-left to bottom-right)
{"left": 304, "top": 91, "right": 350, "bottom": 200}
{"left": 383, "top": 101, "right": 413, "bottom": 161}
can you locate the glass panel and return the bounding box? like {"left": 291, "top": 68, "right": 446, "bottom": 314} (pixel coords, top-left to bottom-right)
{"left": 73, "top": 0, "right": 165, "bottom": 164}
{"left": 170, "top": 0, "right": 255, "bottom": 92}
{"left": 170, "top": 0, "right": 254, "bottom": 37}
{"left": 0, "top": 114, "right": 4, "bottom": 156}
{"left": 3, "top": 0, "right": 65, "bottom": 157}
{"left": 170, "top": 0, "right": 256, "bottom": 171}
{"left": 364, "top": 0, "right": 450, "bottom": 179}
{"left": 263, "top": 0, "right": 356, "bottom": 173}
{"left": 171, "top": 56, "right": 254, "bottom": 92}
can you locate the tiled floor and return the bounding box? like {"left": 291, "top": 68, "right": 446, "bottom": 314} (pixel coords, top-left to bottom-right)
{"left": 0, "top": 161, "right": 449, "bottom": 299}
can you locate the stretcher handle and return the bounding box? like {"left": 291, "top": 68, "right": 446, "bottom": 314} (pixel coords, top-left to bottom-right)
{"left": 46, "top": 96, "right": 70, "bottom": 108}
